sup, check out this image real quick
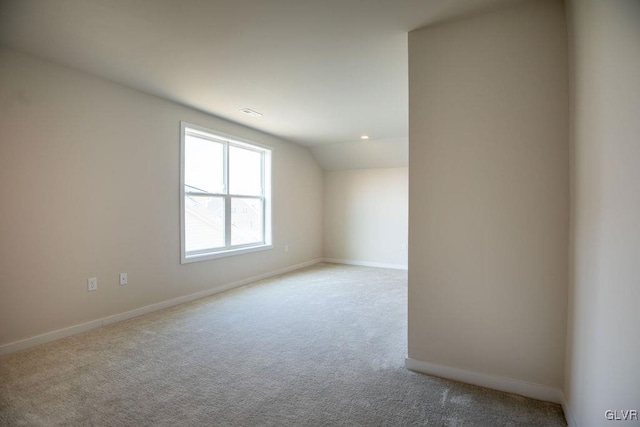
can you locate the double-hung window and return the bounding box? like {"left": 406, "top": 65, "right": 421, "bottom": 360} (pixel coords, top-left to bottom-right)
{"left": 180, "top": 122, "right": 272, "bottom": 263}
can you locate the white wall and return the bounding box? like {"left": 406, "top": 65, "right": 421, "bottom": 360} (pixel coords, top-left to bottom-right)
{"left": 0, "top": 47, "right": 323, "bottom": 347}
{"left": 323, "top": 168, "right": 408, "bottom": 269}
{"left": 565, "top": 0, "right": 640, "bottom": 425}
{"left": 407, "top": 0, "right": 569, "bottom": 391}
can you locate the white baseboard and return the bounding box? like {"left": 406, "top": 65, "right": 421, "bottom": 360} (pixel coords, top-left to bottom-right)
{"left": 0, "top": 319, "right": 105, "bottom": 357}
{"left": 405, "top": 357, "right": 564, "bottom": 404}
{"left": 0, "top": 259, "right": 322, "bottom": 356}
{"left": 561, "top": 396, "right": 578, "bottom": 427}
{"left": 323, "top": 257, "right": 408, "bottom": 270}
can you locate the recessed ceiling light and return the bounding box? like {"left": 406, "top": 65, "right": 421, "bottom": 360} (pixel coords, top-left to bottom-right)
{"left": 240, "top": 108, "right": 263, "bottom": 117}
{"left": 360, "top": 135, "right": 370, "bottom": 140}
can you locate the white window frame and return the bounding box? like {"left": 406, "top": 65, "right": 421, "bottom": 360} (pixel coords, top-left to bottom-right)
{"left": 180, "top": 121, "right": 272, "bottom": 263}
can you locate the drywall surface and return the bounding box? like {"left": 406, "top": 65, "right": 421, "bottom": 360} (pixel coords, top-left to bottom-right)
{"left": 323, "top": 168, "right": 408, "bottom": 268}
{"left": 0, "top": 47, "right": 323, "bottom": 346}
{"left": 565, "top": 0, "right": 640, "bottom": 425}
{"left": 408, "top": 0, "right": 569, "bottom": 388}
{"left": 311, "top": 137, "right": 408, "bottom": 171}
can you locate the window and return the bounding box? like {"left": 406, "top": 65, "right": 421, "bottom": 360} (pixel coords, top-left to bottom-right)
{"left": 180, "top": 122, "right": 272, "bottom": 263}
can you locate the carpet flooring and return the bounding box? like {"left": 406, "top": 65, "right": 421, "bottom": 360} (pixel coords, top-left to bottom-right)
{"left": 0, "top": 262, "right": 566, "bottom": 426}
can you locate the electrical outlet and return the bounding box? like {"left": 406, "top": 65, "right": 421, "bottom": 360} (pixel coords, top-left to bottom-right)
{"left": 285, "top": 244, "right": 289, "bottom": 252}
{"left": 87, "top": 277, "right": 98, "bottom": 292}
{"left": 119, "top": 273, "right": 128, "bottom": 286}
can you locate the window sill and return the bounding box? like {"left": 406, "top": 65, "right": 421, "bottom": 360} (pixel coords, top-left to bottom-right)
{"left": 181, "top": 244, "right": 273, "bottom": 264}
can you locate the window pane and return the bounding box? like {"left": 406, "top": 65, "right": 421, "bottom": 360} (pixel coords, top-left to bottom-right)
{"left": 231, "top": 198, "right": 263, "bottom": 245}
{"left": 229, "top": 146, "right": 261, "bottom": 196}
{"left": 185, "top": 195, "right": 225, "bottom": 252}
{"left": 185, "top": 134, "right": 224, "bottom": 194}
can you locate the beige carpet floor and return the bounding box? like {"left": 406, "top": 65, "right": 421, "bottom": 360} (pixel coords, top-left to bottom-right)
{"left": 0, "top": 262, "right": 566, "bottom": 426}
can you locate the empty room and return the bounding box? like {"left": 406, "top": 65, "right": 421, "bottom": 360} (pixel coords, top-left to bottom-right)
{"left": 1, "top": 0, "right": 638, "bottom": 426}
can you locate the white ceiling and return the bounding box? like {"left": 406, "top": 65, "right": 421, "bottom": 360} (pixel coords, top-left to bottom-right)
{"left": 311, "top": 137, "right": 408, "bottom": 171}
{"left": 0, "top": 0, "right": 516, "bottom": 157}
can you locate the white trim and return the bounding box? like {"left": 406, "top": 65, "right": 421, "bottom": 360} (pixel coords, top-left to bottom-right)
{"left": 561, "top": 396, "right": 579, "bottom": 427}
{"left": 180, "top": 121, "right": 273, "bottom": 264}
{"left": 0, "top": 319, "right": 105, "bottom": 356}
{"left": 183, "top": 243, "right": 273, "bottom": 263}
{"left": 180, "top": 121, "right": 187, "bottom": 262}
{"left": 0, "top": 259, "right": 322, "bottom": 356}
{"left": 182, "top": 121, "right": 274, "bottom": 152}
{"left": 323, "top": 258, "right": 408, "bottom": 271}
{"left": 405, "top": 357, "right": 564, "bottom": 404}
{"left": 263, "top": 150, "right": 272, "bottom": 246}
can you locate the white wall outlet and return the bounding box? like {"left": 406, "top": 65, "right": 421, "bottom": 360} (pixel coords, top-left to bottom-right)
{"left": 402, "top": 242, "right": 408, "bottom": 250}
{"left": 119, "top": 273, "right": 128, "bottom": 286}
{"left": 285, "top": 244, "right": 289, "bottom": 252}
{"left": 87, "top": 277, "right": 98, "bottom": 292}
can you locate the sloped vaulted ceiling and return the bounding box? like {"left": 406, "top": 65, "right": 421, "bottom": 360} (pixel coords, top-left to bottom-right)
{"left": 0, "top": 0, "right": 518, "bottom": 169}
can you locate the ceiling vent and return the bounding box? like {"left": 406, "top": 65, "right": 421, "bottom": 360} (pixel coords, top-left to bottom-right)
{"left": 240, "top": 108, "right": 263, "bottom": 117}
